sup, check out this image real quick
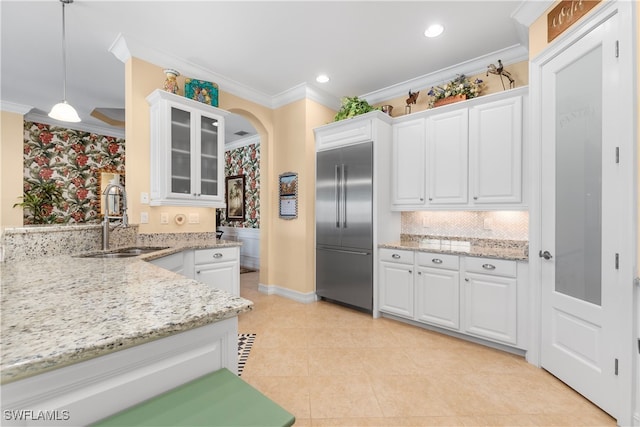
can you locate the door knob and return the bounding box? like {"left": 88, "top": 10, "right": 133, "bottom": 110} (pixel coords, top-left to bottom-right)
{"left": 539, "top": 250, "right": 553, "bottom": 260}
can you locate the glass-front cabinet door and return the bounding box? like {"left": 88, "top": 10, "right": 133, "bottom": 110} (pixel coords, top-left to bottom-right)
{"left": 147, "top": 89, "right": 227, "bottom": 207}
{"left": 199, "top": 114, "right": 219, "bottom": 197}
{"left": 170, "top": 107, "right": 192, "bottom": 195}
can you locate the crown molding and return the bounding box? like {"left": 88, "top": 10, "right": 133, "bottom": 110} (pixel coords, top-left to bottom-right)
{"left": 1, "top": 101, "right": 33, "bottom": 115}
{"left": 110, "top": 35, "right": 529, "bottom": 114}
{"left": 360, "top": 44, "right": 529, "bottom": 105}
{"left": 25, "top": 111, "right": 125, "bottom": 139}
{"left": 225, "top": 134, "right": 261, "bottom": 151}
{"left": 511, "top": 0, "right": 554, "bottom": 27}
{"left": 110, "top": 34, "right": 274, "bottom": 109}
{"left": 271, "top": 83, "right": 341, "bottom": 110}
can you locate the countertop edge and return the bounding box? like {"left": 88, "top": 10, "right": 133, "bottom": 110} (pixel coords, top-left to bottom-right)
{"left": 378, "top": 242, "right": 529, "bottom": 261}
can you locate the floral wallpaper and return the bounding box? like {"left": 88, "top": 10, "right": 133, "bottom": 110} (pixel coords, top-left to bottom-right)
{"left": 22, "top": 122, "right": 125, "bottom": 224}
{"left": 222, "top": 143, "right": 260, "bottom": 228}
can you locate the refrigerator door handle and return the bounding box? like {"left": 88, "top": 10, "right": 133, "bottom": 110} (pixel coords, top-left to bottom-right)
{"left": 341, "top": 164, "right": 347, "bottom": 228}
{"left": 335, "top": 165, "right": 340, "bottom": 228}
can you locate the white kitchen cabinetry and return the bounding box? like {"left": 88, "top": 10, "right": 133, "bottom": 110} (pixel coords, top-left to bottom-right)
{"left": 415, "top": 252, "right": 460, "bottom": 330}
{"left": 427, "top": 109, "right": 468, "bottom": 205}
{"left": 469, "top": 96, "right": 522, "bottom": 204}
{"left": 194, "top": 247, "right": 240, "bottom": 296}
{"left": 462, "top": 257, "right": 517, "bottom": 345}
{"left": 378, "top": 249, "right": 414, "bottom": 319}
{"left": 147, "top": 89, "right": 229, "bottom": 208}
{"left": 378, "top": 248, "right": 527, "bottom": 351}
{"left": 391, "top": 119, "right": 426, "bottom": 206}
{"left": 149, "top": 251, "right": 185, "bottom": 275}
{"left": 390, "top": 87, "right": 527, "bottom": 210}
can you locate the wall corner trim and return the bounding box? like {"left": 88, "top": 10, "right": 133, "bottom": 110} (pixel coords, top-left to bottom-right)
{"left": 258, "top": 283, "right": 318, "bottom": 304}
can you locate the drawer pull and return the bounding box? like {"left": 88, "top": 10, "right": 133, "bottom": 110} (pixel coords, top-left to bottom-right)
{"left": 482, "top": 263, "right": 496, "bottom": 270}
{"left": 391, "top": 254, "right": 401, "bottom": 259}
{"left": 213, "top": 253, "right": 223, "bottom": 259}
{"left": 432, "top": 258, "right": 443, "bottom": 264}
{"left": 196, "top": 270, "right": 201, "bottom": 274}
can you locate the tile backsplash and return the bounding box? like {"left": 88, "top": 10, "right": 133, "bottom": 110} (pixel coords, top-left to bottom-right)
{"left": 401, "top": 211, "right": 528, "bottom": 241}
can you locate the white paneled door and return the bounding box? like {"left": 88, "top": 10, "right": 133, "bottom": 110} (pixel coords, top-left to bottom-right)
{"left": 539, "top": 12, "right": 623, "bottom": 418}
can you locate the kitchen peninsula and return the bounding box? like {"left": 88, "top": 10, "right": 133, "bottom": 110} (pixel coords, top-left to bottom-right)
{"left": 0, "top": 229, "right": 251, "bottom": 426}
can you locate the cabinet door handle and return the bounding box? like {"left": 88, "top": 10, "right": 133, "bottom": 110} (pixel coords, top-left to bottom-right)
{"left": 213, "top": 253, "right": 223, "bottom": 259}
{"left": 391, "top": 254, "right": 401, "bottom": 259}
{"left": 465, "top": 278, "right": 469, "bottom": 282}
{"left": 432, "top": 258, "right": 443, "bottom": 264}
{"left": 418, "top": 271, "right": 422, "bottom": 275}
{"left": 473, "top": 196, "right": 478, "bottom": 200}
{"left": 408, "top": 270, "right": 412, "bottom": 274}
{"left": 482, "top": 263, "right": 496, "bottom": 270}
{"left": 196, "top": 270, "right": 201, "bottom": 274}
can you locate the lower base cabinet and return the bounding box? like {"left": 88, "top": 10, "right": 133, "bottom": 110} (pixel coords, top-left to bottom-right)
{"left": 379, "top": 248, "right": 525, "bottom": 349}
{"left": 195, "top": 247, "right": 240, "bottom": 296}
{"left": 462, "top": 257, "right": 518, "bottom": 345}
{"left": 149, "top": 247, "right": 240, "bottom": 296}
{"left": 378, "top": 249, "right": 414, "bottom": 318}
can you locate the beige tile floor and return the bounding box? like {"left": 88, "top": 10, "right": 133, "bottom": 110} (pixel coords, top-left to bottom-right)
{"left": 238, "top": 271, "right": 616, "bottom": 427}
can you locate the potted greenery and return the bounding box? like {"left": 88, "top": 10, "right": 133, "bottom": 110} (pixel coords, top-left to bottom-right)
{"left": 14, "top": 180, "right": 65, "bottom": 224}
{"left": 333, "top": 96, "right": 380, "bottom": 121}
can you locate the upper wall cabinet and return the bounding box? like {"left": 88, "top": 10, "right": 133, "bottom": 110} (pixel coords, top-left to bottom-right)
{"left": 147, "top": 89, "right": 229, "bottom": 207}
{"left": 469, "top": 96, "right": 522, "bottom": 205}
{"left": 391, "top": 87, "right": 527, "bottom": 211}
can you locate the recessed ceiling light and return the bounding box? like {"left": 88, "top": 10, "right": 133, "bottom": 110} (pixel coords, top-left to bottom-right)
{"left": 316, "top": 74, "right": 330, "bottom": 83}
{"left": 424, "top": 24, "right": 444, "bottom": 38}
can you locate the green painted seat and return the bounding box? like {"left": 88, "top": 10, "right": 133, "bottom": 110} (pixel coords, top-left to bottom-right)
{"left": 91, "top": 368, "right": 295, "bottom": 427}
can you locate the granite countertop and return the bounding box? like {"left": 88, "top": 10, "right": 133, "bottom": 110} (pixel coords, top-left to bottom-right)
{"left": 380, "top": 236, "right": 528, "bottom": 261}
{"left": 0, "top": 240, "right": 252, "bottom": 385}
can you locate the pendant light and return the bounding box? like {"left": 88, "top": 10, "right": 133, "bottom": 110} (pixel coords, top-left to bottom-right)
{"left": 48, "top": 0, "right": 81, "bottom": 123}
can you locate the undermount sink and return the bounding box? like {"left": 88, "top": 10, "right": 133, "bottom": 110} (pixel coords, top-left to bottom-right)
{"left": 77, "top": 246, "right": 169, "bottom": 259}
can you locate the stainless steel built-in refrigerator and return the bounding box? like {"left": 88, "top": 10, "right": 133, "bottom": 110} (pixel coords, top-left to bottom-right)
{"left": 316, "top": 142, "right": 373, "bottom": 312}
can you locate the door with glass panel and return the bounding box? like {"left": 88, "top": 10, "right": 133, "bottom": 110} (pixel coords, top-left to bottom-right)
{"left": 539, "top": 14, "right": 620, "bottom": 417}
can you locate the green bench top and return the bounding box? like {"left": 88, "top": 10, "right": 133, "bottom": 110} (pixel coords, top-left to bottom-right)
{"left": 91, "top": 368, "right": 295, "bottom": 427}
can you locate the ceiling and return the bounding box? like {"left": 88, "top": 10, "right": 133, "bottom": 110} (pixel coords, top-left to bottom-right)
{"left": 0, "top": 1, "right": 538, "bottom": 143}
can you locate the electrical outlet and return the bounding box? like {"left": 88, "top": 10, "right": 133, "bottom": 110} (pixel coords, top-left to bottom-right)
{"left": 140, "top": 192, "right": 149, "bottom": 204}
{"left": 483, "top": 218, "right": 494, "bottom": 230}
{"left": 160, "top": 213, "right": 169, "bottom": 224}
{"left": 188, "top": 213, "right": 199, "bottom": 224}
{"left": 140, "top": 212, "right": 149, "bottom": 224}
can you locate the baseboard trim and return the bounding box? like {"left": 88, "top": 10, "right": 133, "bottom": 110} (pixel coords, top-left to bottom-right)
{"left": 258, "top": 283, "right": 318, "bottom": 304}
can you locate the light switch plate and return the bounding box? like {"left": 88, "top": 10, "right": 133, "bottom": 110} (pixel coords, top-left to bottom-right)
{"left": 188, "top": 213, "right": 199, "bottom": 224}
{"left": 140, "top": 212, "right": 149, "bottom": 224}
{"left": 140, "top": 192, "right": 149, "bottom": 204}
{"left": 160, "top": 213, "right": 169, "bottom": 224}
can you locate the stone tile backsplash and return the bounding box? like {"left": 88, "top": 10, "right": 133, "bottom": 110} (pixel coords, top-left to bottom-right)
{"left": 401, "top": 211, "right": 528, "bottom": 241}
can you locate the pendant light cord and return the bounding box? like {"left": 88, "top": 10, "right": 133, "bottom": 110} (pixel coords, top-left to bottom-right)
{"left": 61, "top": 0, "right": 68, "bottom": 101}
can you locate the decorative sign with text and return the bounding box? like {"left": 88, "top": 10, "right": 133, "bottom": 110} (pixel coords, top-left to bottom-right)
{"left": 548, "top": 0, "right": 601, "bottom": 42}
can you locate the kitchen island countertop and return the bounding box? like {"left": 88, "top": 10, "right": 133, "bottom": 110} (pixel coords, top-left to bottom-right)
{"left": 0, "top": 239, "right": 252, "bottom": 385}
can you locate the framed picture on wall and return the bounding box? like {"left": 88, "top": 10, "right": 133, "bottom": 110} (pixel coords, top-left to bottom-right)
{"left": 225, "top": 175, "right": 245, "bottom": 221}
{"left": 279, "top": 172, "right": 298, "bottom": 220}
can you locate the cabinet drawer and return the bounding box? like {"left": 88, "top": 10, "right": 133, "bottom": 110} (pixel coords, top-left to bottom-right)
{"left": 379, "top": 248, "right": 414, "bottom": 265}
{"left": 465, "top": 257, "right": 516, "bottom": 277}
{"left": 416, "top": 252, "right": 459, "bottom": 270}
{"left": 194, "top": 247, "right": 238, "bottom": 264}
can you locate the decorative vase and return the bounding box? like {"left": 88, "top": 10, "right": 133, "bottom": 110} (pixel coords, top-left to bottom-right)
{"left": 163, "top": 69, "right": 180, "bottom": 95}
{"left": 433, "top": 94, "right": 467, "bottom": 108}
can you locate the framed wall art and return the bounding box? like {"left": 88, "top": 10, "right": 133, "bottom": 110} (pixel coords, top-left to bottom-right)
{"left": 225, "top": 175, "right": 245, "bottom": 221}
{"left": 279, "top": 172, "right": 298, "bottom": 220}
{"left": 184, "top": 78, "right": 219, "bottom": 107}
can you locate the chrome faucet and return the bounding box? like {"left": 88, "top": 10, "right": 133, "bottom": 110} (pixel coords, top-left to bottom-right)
{"left": 102, "top": 182, "right": 128, "bottom": 250}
